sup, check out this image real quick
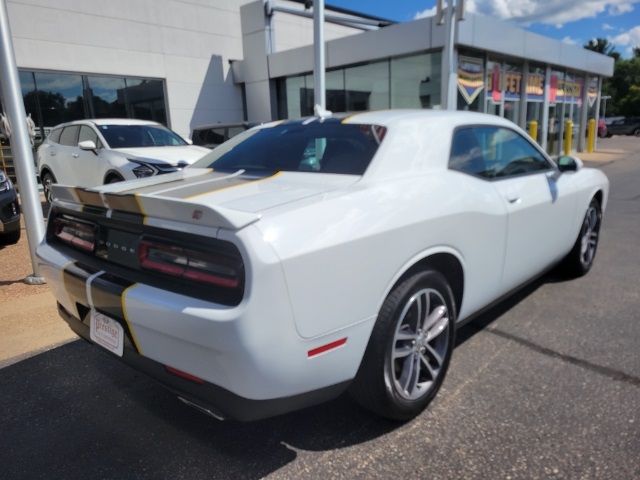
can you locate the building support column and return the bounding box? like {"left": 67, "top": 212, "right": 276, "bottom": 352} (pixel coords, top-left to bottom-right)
{"left": 519, "top": 61, "right": 529, "bottom": 130}
{"left": 540, "top": 65, "right": 551, "bottom": 152}
{"left": 578, "top": 74, "right": 589, "bottom": 152}
{"left": 593, "top": 76, "right": 603, "bottom": 151}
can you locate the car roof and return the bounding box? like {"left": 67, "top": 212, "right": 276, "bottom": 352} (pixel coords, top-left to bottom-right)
{"left": 53, "top": 118, "right": 161, "bottom": 128}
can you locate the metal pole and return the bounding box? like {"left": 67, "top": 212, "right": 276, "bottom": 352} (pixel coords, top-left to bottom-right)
{"left": 443, "top": 1, "right": 458, "bottom": 110}
{"left": 313, "top": 0, "right": 326, "bottom": 110}
{"left": 0, "top": 0, "right": 45, "bottom": 284}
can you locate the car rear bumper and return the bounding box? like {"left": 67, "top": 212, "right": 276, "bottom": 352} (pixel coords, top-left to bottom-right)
{"left": 36, "top": 236, "right": 369, "bottom": 419}
{"left": 57, "top": 302, "right": 348, "bottom": 421}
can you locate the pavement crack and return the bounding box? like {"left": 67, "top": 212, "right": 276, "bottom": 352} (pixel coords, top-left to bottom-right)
{"left": 486, "top": 327, "right": 640, "bottom": 388}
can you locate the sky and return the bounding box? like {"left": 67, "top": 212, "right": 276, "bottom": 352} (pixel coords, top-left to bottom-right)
{"left": 327, "top": 0, "right": 640, "bottom": 58}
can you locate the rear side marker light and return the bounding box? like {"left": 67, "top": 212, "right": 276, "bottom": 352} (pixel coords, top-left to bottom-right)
{"left": 138, "top": 239, "right": 241, "bottom": 289}
{"left": 308, "top": 337, "right": 347, "bottom": 358}
{"left": 165, "top": 365, "right": 204, "bottom": 384}
{"left": 53, "top": 217, "right": 96, "bottom": 252}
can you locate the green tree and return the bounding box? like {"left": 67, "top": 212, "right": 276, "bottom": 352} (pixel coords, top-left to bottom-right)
{"left": 584, "top": 38, "right": 621, "bottom": 61}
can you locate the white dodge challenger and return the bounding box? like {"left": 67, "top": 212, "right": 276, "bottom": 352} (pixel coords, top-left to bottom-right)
{"left": 37, "top": 110, "right": 609, "bottom": 421}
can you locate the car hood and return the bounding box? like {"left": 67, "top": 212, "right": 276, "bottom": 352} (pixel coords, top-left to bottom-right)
{"left": 112, "top": 146, "right": 210, "bottom": 165}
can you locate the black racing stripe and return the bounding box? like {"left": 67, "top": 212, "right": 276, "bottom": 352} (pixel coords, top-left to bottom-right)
{"left": 110, "top": 210, "right": 144, "bottom": 225}
{"left": 90, "top": 273, "right": 142, "bottom": 353}
{"left": 90, "top": 273, "right": 133, "bottom": 321}
{"left": 103, "top": 193, "right": 144, "bottom": 215}
{"left": 74, "top": 188, "right": 105, "bottom": 208}
{"left": 62, "top": 262, "right": 100, "bottom": 308}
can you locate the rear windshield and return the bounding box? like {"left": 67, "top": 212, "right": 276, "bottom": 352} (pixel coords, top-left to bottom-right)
{"left": 192, "top": 121, "right": 386, "bottom": 175}
{"left": 98, "top": 124, "right": 186, "bottom": 148}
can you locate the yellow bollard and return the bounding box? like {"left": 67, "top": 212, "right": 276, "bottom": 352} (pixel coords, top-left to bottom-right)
{"left": 563, "top": 120, "right": 573, "bottom": 155}
{"left": 528, "top": 120, "right": 538, "bottom": 142}
{"left": 587, "top": 118, "right": 596, "bottom": 153}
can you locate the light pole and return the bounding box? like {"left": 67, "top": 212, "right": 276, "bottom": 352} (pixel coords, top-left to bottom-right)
{"left": 0, "top": 0, "right": 46, "bottom": 284}
{"left": 438, "top": 0, "right": 465, "bottom": 110}
{"left": 313, "top": 0, "right": 326, "bottom": 113}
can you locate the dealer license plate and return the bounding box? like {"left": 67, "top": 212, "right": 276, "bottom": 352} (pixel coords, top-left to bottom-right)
{"left": 90, "top": 310, "right": 124, "bottom": 357}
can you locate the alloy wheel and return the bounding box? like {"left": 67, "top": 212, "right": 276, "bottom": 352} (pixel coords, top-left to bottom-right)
{"left": 390, "top": 288, "right": 450, "bottom": 401}
{"left": 580, "top": 205, "right": 600, "bottom": 267}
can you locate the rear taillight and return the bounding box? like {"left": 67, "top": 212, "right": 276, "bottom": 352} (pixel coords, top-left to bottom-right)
{"left": 137, "top": 239, "right": 241, "bottom": 288}
{"left": 53, "top": 216, "right": 96, "bottom": 252}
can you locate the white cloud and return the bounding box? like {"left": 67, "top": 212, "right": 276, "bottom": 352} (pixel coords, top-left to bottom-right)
{"left": 612, "top": 25, "right": 640, "bottom": 47}
{"left": 561, "top": 36, "right": 579, "bottom": 45}
{"left": 414, "top": 6, "right": 438, "bottom": 19}
{"left": 602, "top": 22, "right": 615, "bottom": 30}
{"left": 608, "top": 3, "right": 634, "bottom": 14}
{"left": 460, "top": 0, "right": 639, "bottom": 27}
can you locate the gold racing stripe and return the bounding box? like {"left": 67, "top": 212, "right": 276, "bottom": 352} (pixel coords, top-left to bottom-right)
{"left": 183, "top": 171, "right": 283, "bottom": 200}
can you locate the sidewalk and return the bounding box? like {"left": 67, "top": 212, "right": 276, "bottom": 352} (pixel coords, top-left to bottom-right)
{"left": 0, "top": 203, "right": 76, "bottom": 368}
{"left": 579, "top": 136, "right": 636, "bottom": 163}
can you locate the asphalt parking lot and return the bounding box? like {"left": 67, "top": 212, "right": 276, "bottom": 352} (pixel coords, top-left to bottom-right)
{"left": 1, "top": 139, "right": 639, "bottom": 479}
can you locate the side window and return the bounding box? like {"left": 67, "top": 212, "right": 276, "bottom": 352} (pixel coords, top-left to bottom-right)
{"left": 59, "top": 125, "right": 80, "bottom": 147}
{"left": 450, "top": 126, "right": 551, "bottom": 179}
{"left": 48, "top": 128, "right": 62, "bottom": 144}
{"left": 78, "top": 126, "right": 98, "bottom": 145}
{"left": 227, "top": 126, "right": 245, "bottom": 139}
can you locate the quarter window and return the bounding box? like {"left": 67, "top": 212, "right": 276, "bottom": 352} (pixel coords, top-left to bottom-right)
{"left": 48, "top": 127, "right": 62, "bottom": 144}
{"left": 78, "top": 126, "right": 99, "bottom": 146}
{"left": 59, "top": 125, "right": 80, "bottom": 146}
{"left": 450, "top": 126, "right": 551, "bottom": 179}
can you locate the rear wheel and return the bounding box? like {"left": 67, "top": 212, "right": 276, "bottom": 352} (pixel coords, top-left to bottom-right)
{"left": 633, "top": 128, "right": 640, "bottom": 137}
{"left": 561, "top": 197, "right": 602, "bottom": 277}
{"left": 349, "top": 270, "right": 456, "bottom": 421}
{"left": 41, "top": 171, "right": 56, "bottom": 203}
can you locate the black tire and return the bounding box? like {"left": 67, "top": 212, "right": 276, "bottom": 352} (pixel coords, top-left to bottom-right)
{"left": 606, "top": 132, "right": 612, "bottom": 138}
{"left": 634, "top": 128, "right": 640, "bottom": 137}
{"left": 41, "top": 171, "right": 56, "bottom": 203}
{"left": 349, "top": 270, "right": 456, "bottom": 421}
{"left": 0, "top": 228, "right": 20, "bottom": 246}
{"left": 561, "top": 197, "right": 602, "bottom": 277}
{"left": 105, "top": 173, "right": 124, "bottom": 184}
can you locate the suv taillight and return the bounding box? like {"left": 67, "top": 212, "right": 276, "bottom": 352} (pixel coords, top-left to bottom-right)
{"left": 53, "top": 216, "right": 97, "bottom": 252}
{"left": 137, "top": 239, "right": 242, "bottom": 288}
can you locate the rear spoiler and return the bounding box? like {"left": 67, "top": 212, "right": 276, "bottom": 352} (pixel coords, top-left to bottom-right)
{"left": 50, "top": 184, "right": 261, "bottom": 230}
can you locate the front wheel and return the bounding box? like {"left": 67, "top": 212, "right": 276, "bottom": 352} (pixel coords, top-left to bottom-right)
{"left": 41, "top": 171, "right": 56, "bottom": 203}
{"left": 561, "top": 197, "right": 602, "bottom": 277}
{"left": 349, "top": 270, "right": 456, "bottom": 421}
{"left": 633, "top": 128, "right": 640, "bottom": 137}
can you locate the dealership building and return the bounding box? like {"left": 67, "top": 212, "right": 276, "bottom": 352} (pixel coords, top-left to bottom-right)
{"left": 1, "top": 0, "right": 614, "bottom": 156}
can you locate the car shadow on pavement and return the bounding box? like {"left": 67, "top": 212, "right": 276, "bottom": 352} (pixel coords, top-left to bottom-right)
{"left": 0, "top": 269, "right": 573, "bottom": 480}
{"left": 0, "top": 339, "right": 399, "bottom": 480}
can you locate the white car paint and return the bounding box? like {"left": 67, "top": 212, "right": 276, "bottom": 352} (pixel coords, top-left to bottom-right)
{"left": 36, "top": 118, "right": 210, "bottom": 190}
{"left": 36, "top": 110, "right": 609, "bottom": 419}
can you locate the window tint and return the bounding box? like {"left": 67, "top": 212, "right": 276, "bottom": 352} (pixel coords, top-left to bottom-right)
{"left": 193, "top": 121, "right": 385, "bottom": 175}
{"left": 78, "top": 126, "right": 98, "bottom": 145}
{"left": 59, "top": 125, "right": 80, "bottom": 146}
{"left": 97, "top": 124, "right": 186, "bottom": 148}
{"left": 450, "top": 126, "right": 550, "bottom": 179}
{"left": 193, "top": 128, "right": 226, "bottom": 147}
{"left": 48, "top": 127, "right": 62, "bottom": 144}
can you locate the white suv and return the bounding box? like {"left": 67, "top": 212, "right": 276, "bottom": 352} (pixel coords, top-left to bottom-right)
{"left": 37, "top": 119, "right": 210, "bottom": 201}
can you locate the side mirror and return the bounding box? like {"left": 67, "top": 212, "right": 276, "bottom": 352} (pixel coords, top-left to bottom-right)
{"left": 78, "top": 140, "right": 97, "bottom": 151}
{"left": 557, "top": 155, "right": 580, "bottom": 172}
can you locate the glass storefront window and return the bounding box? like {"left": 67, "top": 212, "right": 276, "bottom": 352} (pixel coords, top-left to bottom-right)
{"left": 33, "top": 71, "right": 86, "bottom": 127}
{"left": 525, "top": 65, "right": 545, "bottom": 144}
{"left": 86, "top": 76, "right": 126, "bottom": 118}
{"left": 391, "top": 52, "right": 441, "bottom": 109}
{"left": 503, "top": 62, "right": 522, "bottom": 125}
{"left": 326, "top": 69, "right": 346, "bottom": 113}
{"left": 123, "top": 78, "right": 167, "bottom": 124}
{"left": 547, "top": 70, "right": 564, "bottom": 155}
{"left": 345, "top": 61, "right": 389, "bottom": 111}
{"left": 10, "top": 69, "right": 169, "bottom": 147}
